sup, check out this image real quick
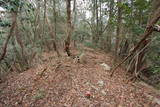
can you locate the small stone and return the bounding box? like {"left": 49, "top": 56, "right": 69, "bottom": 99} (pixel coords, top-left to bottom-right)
{"left": 100, "top": 63, "right": 111, "bottom": 71}
{"left": 98, "top": 80, "right": 104, "bottom": 87}
{"left": 101, "top": 90, "right": 107, "bottom": 96}
{"left": 86, "top": 82, "right": 90, "bottom": 85}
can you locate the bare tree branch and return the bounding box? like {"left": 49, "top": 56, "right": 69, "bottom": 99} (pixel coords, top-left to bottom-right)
{"left": 110, "top": 6, "right": 160, "bottom": 77}
{"left": 0, "top": 12, "right": 17, "bottom": 62}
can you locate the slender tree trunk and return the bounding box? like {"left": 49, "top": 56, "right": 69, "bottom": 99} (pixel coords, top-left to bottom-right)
{"left": 45, "top": 14, "right": 61, "bottom": 57}
{"left": 95, "top": 0, "right": 99, "bottom": 45}
{"left": 115, "top": 0, "right": 122, "bottom": 57}
{"left": 0, "top": 12, "right": 17, "bottom": 62}
{"left": 33, "top": 0, "right": 42, "bottom": 48}
{"left": 65, "top": 0, "right": 72, "bottom": 56}
{"left": 43, "top": 0, "right": 51, "bottom": 50}
{"left": 107, "top": 0, "right": 114, "bottom": 51}
{"left": 111, "top": 6, "right": 160, "bottom": 76}
{"left": 72, "top": 0, "right": 77, "bottom": 47}
{"left": 91, "top": 0, "right": 96, "bottom": 43}
{"left": 43, "top": 0, "right": 60, "bottom": 57}
{"left": 53, "top": 0, "right": 57, "bottom": 40}
{"left": 73, "top": 0, "right": 77, "bottom": 28}
{"left": 99, "top": 0, "right": 103, "bottom": 35}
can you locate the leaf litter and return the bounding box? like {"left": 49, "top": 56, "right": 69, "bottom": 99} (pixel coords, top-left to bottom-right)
{"left": 0, "top": 47, "right": 160, "bottom": 107}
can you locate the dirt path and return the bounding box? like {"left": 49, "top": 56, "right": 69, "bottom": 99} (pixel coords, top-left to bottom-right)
{"left": 0, "top": 47, "right": 160, "bottom": 107}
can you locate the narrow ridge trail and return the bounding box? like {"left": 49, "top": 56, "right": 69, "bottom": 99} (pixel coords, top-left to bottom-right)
{"left": 0, "top": 47, "right": 159, "bottom": 107}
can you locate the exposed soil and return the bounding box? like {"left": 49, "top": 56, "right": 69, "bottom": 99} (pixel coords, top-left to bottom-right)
{"left": 0, "top": 47, "right": 160, "bottom": 107}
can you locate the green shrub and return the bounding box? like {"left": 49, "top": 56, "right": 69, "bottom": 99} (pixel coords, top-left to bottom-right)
{"left": 0, "top": 20, "right": 11, "bottom": 27}
{"left": 84, "top": 41, "right": 96, "bottom": 49}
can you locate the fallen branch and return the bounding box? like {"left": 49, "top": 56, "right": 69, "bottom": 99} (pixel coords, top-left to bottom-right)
{"left": 110, "top": 6, "right": 160, "bottom": 77}
{"left": 39, "top": 68, "right": 47, "bottom": 77}
{"left": 110, "top": 28, "right": 153, "bottom": 77}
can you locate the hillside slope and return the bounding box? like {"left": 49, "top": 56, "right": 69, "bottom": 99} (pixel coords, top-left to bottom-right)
{"left": 0, "top": 47, "right": 160, "bottom": 107}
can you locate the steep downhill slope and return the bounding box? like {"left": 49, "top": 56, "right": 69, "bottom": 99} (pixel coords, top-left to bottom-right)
{"left": 0, "top": 47, "right": 160, "bottom": 107}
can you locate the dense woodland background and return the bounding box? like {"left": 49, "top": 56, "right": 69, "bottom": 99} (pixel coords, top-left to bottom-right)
{"left": 0, "top": 0, "right": 160, "bottom": 88}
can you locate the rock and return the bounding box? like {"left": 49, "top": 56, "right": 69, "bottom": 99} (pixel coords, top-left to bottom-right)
{"left": 100, "top": 63, "right": 111, "bottom": 71}
{"left": 98, "top": 80, "right": 104, "bottom": 87}
{"left": 101, "top": 90, "right": 107, "bottom": 96}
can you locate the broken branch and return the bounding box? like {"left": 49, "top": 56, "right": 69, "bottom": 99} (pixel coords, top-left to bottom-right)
{"left": 110, "top": 6, "right": 160, "bottom": 77}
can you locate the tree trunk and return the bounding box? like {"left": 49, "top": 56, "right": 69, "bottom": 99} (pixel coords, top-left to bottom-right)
{"left": 106, "top": 0, "right": 114, "bottom": 51}
{"left": 44, "top": 0, "right": 60, "bottom": 57}
{"left": 111, "top": 6, "right": 160, "bottom": 77}
{"left": 0, "top": 12, "right": 17, "bottom": 62}
{"left": 45, "top": 14, "right": 61, "bottom": 57}
{"left": 99, "top": 0, "right": 102, "bottom": 36}
{"left": 65, "top": 0, "right": 72, "bottom": 56}
{"left": 95, "top": 0, "right": 99, "bottom": 45}
{"left": 91, "top": 0, "right": 96, "bottom": 43}
{"left": 115, "top": 0, "right": 122, "bottom": 57}
{"left": 53, "top": 0, "right": 57, "bottom": 40}
{"left": 72, "top": 0, "right": 77, "bottom": 47}
{"left": 73, "top": 0, "right": 77, "bottom": 28}
{"left": 43, "top": 0, "right": 51, "bottom": 50}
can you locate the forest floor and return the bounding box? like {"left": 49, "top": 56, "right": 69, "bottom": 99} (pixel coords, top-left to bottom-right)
{"left": 0, "top": 47, "right": 160, "bottom": 107}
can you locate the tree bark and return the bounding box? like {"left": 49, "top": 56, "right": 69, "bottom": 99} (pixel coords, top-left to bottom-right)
{"left": 44, "top": 1, "right": 60, "bottom": 57}
{"left": 53, "top": 0, "right": 57, "bottom": 40}
{"left": 0, "top": 12, "right": 17, "bottom": 62}
{"left": 95, "top": 0, "right": 99, "bottom": 44}
{"left": 91, "top": 0, "right": 96, "bottom": 43}
{"left": 65, "top": 0, "right": 72, "bottom": 56}
{"left": 115, "top": 0, "right": 122, "bottom": 57}
{"left": 73, "top": 0, "right": 77, "bottom": 28}
{"left": 111, "top": 6, "right": 160, "bottom": 77}
{"left": 107, "top": 0, "right": 114, "bottom": 51}
{"left": 45, "top": 12, "right": 61, "bottom": 57}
